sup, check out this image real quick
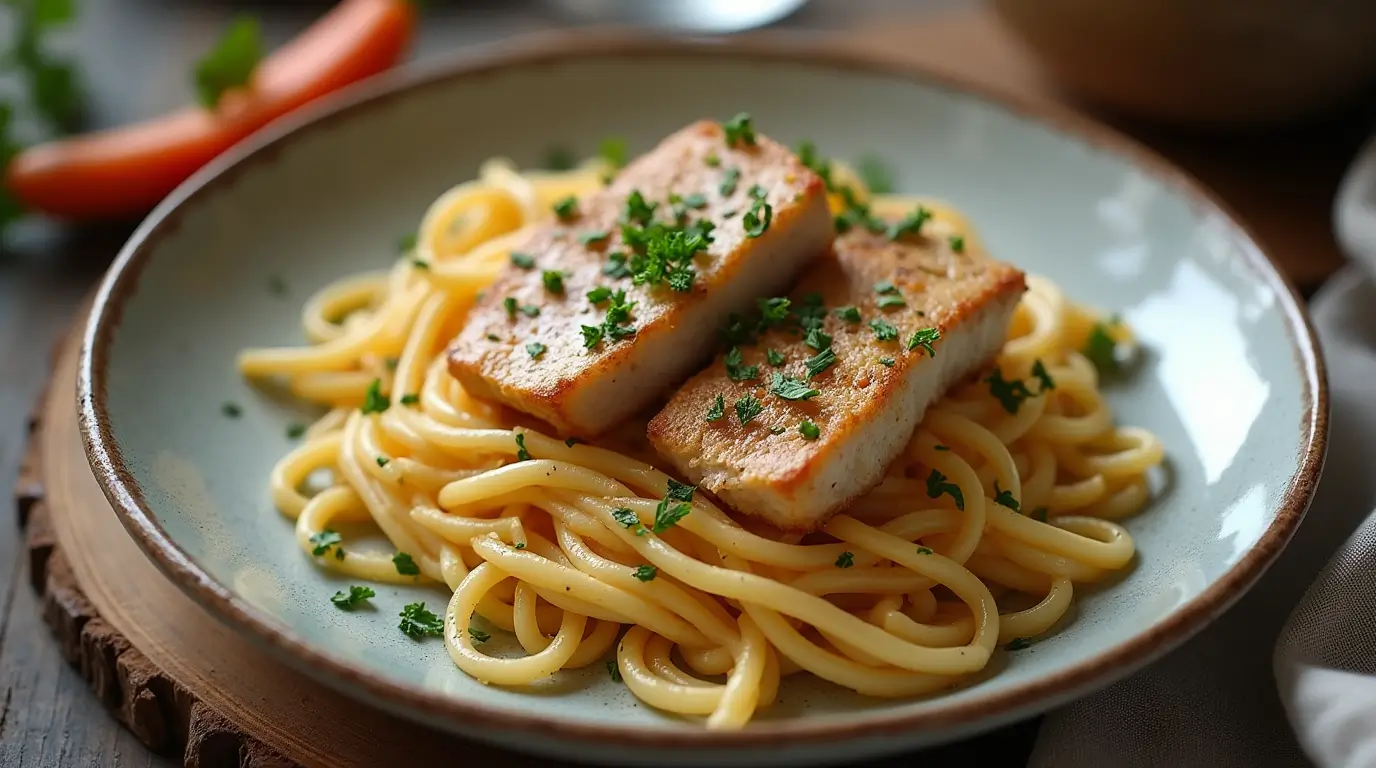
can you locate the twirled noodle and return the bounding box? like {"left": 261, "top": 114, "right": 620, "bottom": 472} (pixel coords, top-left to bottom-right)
{"left": 238, "top": 155, "right": 1164, "bottom": 729}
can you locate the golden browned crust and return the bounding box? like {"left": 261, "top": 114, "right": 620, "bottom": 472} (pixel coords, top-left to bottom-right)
{"left": 447, "top": 120, "right": 828, "bottom": 435}
{"left": 647, "top": 223, "right": 1026, "bottom": 531}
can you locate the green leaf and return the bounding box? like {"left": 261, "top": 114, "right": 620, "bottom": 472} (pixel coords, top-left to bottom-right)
{"left": 705, "top": 393, "right": 726, "bottom": 422}
{"left": 193, "top": 15, "right": 263, "bottom": 108}
{"left": 331, "top": 585, "right": 375, "bottom": 610}
{"left": 770, "top": 372, "right": 819, "bottom": 401}
{"left": 33, "top": 0, "right": 76, "bottom": 27}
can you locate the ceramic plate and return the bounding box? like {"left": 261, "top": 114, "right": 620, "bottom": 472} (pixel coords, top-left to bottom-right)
{"left": 79, "top": 34, "right": 1327, "bottom": 766}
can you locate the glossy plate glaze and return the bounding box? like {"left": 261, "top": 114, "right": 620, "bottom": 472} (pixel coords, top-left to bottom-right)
{"left": 79, "top": 35, "right": 1326, "bottom": 766}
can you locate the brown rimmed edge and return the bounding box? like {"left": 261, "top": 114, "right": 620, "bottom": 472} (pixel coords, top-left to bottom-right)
{"left": 76, "top": 29, "right": 1329, "bottom": 753}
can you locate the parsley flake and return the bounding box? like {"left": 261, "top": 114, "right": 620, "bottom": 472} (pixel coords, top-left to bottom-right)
{"left": 796, "top": 141, "right": 835, "bottom": 190}
{"left": 706, "top": 393, "right": 726, "bottom": 422}
{"left": 735, "top": 395, "right": 764, "bottom": 425}
{"left": 194, "top": 15, "right": 262, "bottom": 108}
{"left": 552, "top": 195, "right": 579, "bottom": 220}
{"left": 362, "top": 379, "right": 390, "bottom": 414}
{"left": 757, "top": 296, "right": 792, "bottom": 328}
{"left": 804, "top": 347, "right": 836, "bottom": 379}
{"left": 743, "top": 197, "right": 773, "bottom": 238}
{"left": 376, "top": 456, "right": 390, "bottom": 467}
{"left": 469, "top": 627, "right": 491, "bottom": 644}
{"left": 587, "top": 286, "right": 613, "bottom": 305}
{"left": 722, "top": 112, "right": 756, "bottom": 147}
{"left": 397, "top": 233, "right": 417, "bottom": 253}
{"left": 515, "top": 433, "right": 532, "bottom": 461}
{"left": 331, "top": 585, "right": 375, "bottom": 610}
{"left": 309, "top": 530, "right": 342, "bottom": 557}
{"left": 771, "top": 372, "right": 820, "bottom": 401}
{"left": 724, "top": 347, "right": 760, "bottom": 382}
{"left": 874, "top": 281, "right": 899, "bottom": 295}
{"left": 719, "top": 167, "right": 741, "bottom": 196}
{"left": 804, "top": 328, "right": 832, "bottom": 351}
{"left": 603, "top": 252, "right": 632, "bottom": 278}
{"left": 611, "top": 507, "right": 644, "bottom": 534}
{"left": 869, "top": 318, "right": 898, "bottom": 341}
{"left": 766, "top": 349, "right": 785, "bottom": 366}
{"left": 949, "top": 235, "right": 966, "bottom": 254}
{"left": 878, "top": 357, "right": 896, "bottom": 367}
{"left": 907, "top": 328, "right": 940, "bottom": 356}
{"left": 1031, "top": 359, "right": 1055, "bottom": 391}
{"left": 887, "top": 206, "right": 932, "bottom": 240}
{"left": 393, "top": 552, "right": 420, "bottom": 576}
{"left": 286, "top": 423, "right": 306, "bottom": 439}
{"left": 579, "top": 230, "right": 609, "bottom": 247}
{"left": 1083, "top": 322, "right": 1121, "bottom": 375}
{"left": 633, "top": 565, "right": 658, "bottom": 582}
{"left": 607, "top": 660, "right": 623, "bottom": 682}
{"left": 835, "top": 551, "right": 854, "bottom": 568}
{"left": 652, "top": 498, "right": 692, "bottom": 534}
{"left": 1006, "top": 637, "right": 1033, "bottom": 651}
{"left": 799, "top": 419, "right": 821, "bottom": 440}
{"left": 542, "top": 270, "right": 566, "bottom": 294}
{"left": 526, "top": 342, "right": 547, "bottom": 359}
{"left": 398, "top": 602, "right": 444, "bottom": 639}
{"left": 993, "top": 481, "right": 1020, "bottom": 511}
{"left": 916, "top": 546, "right": 935, "bottom": 555}
{"left": 986, "top": 369, "right": 1034, "bottom": 414}
{"left": 876, "top": 294, "right": 906, "bottom": 309}
{"left": 925, "top": 469, "right": 965, "bottom": 510}
{"left": 835, "top": 306, "right": 862, "bottom": 323}
{"left": 666, "top": 478, "right": 696, "bottom": 503}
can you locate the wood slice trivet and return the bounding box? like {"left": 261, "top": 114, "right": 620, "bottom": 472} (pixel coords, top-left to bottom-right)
{"left": 18, "top": 317, "right": 528, "bottom": 768}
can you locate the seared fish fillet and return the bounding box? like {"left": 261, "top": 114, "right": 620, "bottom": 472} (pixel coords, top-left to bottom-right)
{"left": 647, "top": 218, "right": 1026, "bottom": 531}
{"left": 448, "top": 120, "right": 832, "bottom": 436}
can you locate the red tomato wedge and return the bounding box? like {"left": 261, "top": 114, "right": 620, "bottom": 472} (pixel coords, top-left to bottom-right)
{"left": 6, "top": 0, "right": 417, "bottom": 220}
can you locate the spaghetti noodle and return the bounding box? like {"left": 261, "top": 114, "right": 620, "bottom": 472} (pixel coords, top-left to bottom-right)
{"left": 239, "top": 151, "right": 1163, "bottom": 729}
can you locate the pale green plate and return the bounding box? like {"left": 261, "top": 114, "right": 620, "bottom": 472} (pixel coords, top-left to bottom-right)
{"left": 79, "top": 34, "right": 1326, "bottom": 766}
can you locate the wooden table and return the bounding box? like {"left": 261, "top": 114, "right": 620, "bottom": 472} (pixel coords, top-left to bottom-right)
{"left": 0, "top": 1, "right": 1366, "bottom": 766}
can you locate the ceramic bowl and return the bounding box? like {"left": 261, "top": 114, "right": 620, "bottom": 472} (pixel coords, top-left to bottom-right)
{"left": 78, "top": 33, "right": 1326, "bottom": 766}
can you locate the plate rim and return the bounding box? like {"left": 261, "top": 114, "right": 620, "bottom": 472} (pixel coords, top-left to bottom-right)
{"left": 76, "top": 30, "right": 1329, "bottom": 749}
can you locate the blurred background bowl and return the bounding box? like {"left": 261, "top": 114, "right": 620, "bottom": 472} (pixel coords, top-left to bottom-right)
{"left": 991, "top": 0, "right": 1376, "bottom": 129}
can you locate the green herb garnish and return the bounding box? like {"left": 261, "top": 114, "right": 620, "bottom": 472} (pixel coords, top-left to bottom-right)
{"left": 722, "top": 112, "right": 756, "bottom": 147}
{"left": 1083, "top": 322, "right": 1121, "bottom": 375}
{"left": 869, "top": 318, "right": 898, "bottom": 341}
{"left": 771, "top": 372, "right": 820, "bottom": 401}
{"left": 735, "top": 395, "right": 764, "bottom": 425}
{"left": 542, "top": 270, "right": 565, "bottom": 294}
{"left": 552, "top": 195, "right": 579, "bottom": 220}
{"left": 398, "top": 602, "right": 444, "bottom": 639}
{"left": 633, "top": 565, "right": 658, "bottom": 582}
{"left": 652, "top": 497, "right": 692, "bottom": 534}
{"left": 878, "top": 357, "right": 895, "bottom": 367}
{"left": 724, "top": 346, "right": 760, "bottom": 382}
{"left": 804, "top": 347, "right": 836, "bottom": 379}
{"left": 286, "top": 423, "right": 306, "bottom": 439}
{"left": 309, "top": 530, "right": 342, "bottom": 557}
{"left": 886, "top": 207, "right": 932, "bottom": 241}
{"left": 331, "top": 585, "right": 375, "bottom": 610}
{"left": 1031, "top": 359, "right": 1055, "bottom": 391}
{"left": 579, "top": 230, "right": 609, "bottom": 247}
{"left": 362, "top": 379, "right": 389, "bottom": 414}
{"left": 993, "top": 481, "right": 1020, "bottom": 511}
{"left": 611, "top": 507, "right": 643, "bottom": 534}
{"left": 719, "top": 167, "right": 741, "bottom": 196}
{"left": 706, "top": 393, "right": 726, "bottom": 422}
{"left": 1006, "top": 637, "right": 1033, "bottom": 651}
{"left": 948, "top": 235, "right": 965, "bottom": 254}
{"left": 799, "top": 419, "right": 820, "bottom": 440}
{"left": 600, "top": 136, "right": 627, "bottom": 169}
{"left": 907, "top": 328, "right": 940, "bottom": 357}
{"left": 221, "top": 401, "right": 242, "bottom": 418}
{"left": 515, "top": 433, "right": 532, "bottom": 461}
{"left": 510, "top": 251, "right": 535, "bottom": 269}
{"left": 393, "top": 552, "right": 420, "bottom": 576}
{"left": 925, "top": 469, "right": 965, "bottom": 510}
{"left": 526, "top": 342, "right": 547, "bottom": 359}
{"left": 376, "top": 456, "right": 389, "bottom": 467}
{"left": 835, "top": 551, "right": 854, "bottom": 568}
{"left": 986, "top": 369, "right": 1034, "bottom": 414}
{"left": 835, "top": 306, "right": 862, "bottom": 323}
{"left": 766, "top": 349, "right": 785, "bottom": 366}
{"left": 743, "top": 197, "right": 772, "bottom": 238}
{"left": 194, "top": 15, "right": 262, "bottom": 108}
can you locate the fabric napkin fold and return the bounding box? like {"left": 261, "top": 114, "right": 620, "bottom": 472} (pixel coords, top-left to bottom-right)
{"left": 1029, "top": 266, "right": 1376, "bottom": 768}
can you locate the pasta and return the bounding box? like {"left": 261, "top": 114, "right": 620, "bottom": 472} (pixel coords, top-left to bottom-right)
{"left": 239, "top": 152, "right": 1164, "bottom": 729}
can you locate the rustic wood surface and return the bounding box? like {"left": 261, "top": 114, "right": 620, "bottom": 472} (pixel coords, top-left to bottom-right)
{"left": 0, "top": 1, "right": 1369, "bottom": 766}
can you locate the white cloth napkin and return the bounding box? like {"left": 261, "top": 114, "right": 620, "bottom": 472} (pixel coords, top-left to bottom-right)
{"left": 1028, "top": 265, "right": 1376, "bottom": 768}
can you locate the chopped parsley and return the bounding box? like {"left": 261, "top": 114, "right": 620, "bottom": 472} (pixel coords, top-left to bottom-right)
{"left": 835, "top": 306, "right": 862, "bottom": 323}
{"left": 834, "top": 187, "right": 883, "bottom": 234}
{"left": 541, "top": 270, "right": 566, "bottom": 294}
{"left": 652, "top": 497, "right": 692, "bottom": 534}
{"left": 878, "top": 357, "right": 896, "bottom": 367}
{"left": 858, "top": 154, "right": 894, "bottom": 194}
{"left": 552, "top": 195, "right": 579, "bottom": 220}
{"left": 835, "top": 551, "right": 854, "bottom": 568}
{"left": 925, "top": 469, "right": 965, "bottom": 510}
{"left": 515, "top": 433, "right": 532, "bottom": 461}
{"left": 525, "top": 342, "right": 547, "bottom": 359}
{"left": 582, "top": 290, "right": 637, "bottom": 349}
{"left": 916, "top": 546, "right": 934, "bottom": 555}
{"left": 410, "top": 259, "right": 431, "bottom": 271}
{"left": 221, "top": 401, "right": 242, "bottom": 418}
{"left": 607, "top": 660, "right": 623, "bottom": 682}
{"left": 869, "top": 318, "right": 898, "bottom": 341}
{"left": 1006, "top": 637, "right": 1033, "bottom": 651}
{"left": 743, "top": 198, "right": 773, "bottom": 238}
{"left": 795, "top": 141, "right": 834, "bottom": 189}
{"left": 331, "top": 585, "right": 375, "bottom": 610}
{"left": 766, "top": 349, "right": 785, "bottom": 366}
{"left": 502, "top": 297, "right": 540, "bottom": 319}
{"left": 1031, "top": 359, "right": 1055, "bottom": 391}
{"left": 735, "top": 395, "right": 764, "bottom": 425}
{"left": 993, "top": 481, "right": 1020, "bottom": 511}
{"left": 722, "top": 112, "right": 756, "bottom": 147}
{"left": 286, "top": 423, "right": 307, "bottom": 439}
{"left": 724, "top": 346, "right": 760, "bottom": 382}
{"left": 622, "top": 190, "right": 657, "bottom": 225}
{"left": 398, "top": 602, "right": 444, "bottom": 639}
{"left": 874, "top": 281, "right": 899, "bottom": 294}
{"left": 907, "top": 328, "right": 940, "bottom": 356}
{"left": 600, "top": 136, "right": 627, "bottom": 169}
{"left": 611, "top": 507, "right": 643, "bottom": 534}
{"left": 804, "top": 328, "right": 832, "bottom": 351}
{"left": 628, "top": 228, "right": 706, "bottom": 292}
{"left": 194, "top": 15, "right": 263, "bottom": 107}
{"left": 771, "top": 372, "right": 820, "bottom": 401}
{"left": 747, "top": 184, "right": 767, "bottom": 200}
{"left": 757, "top": 296, "right": 792, "bottom": 327}
{"left": 578, "top": 230, "right": 609, "bottom": 247}
{"left": 361, "top": 379, "right": 389, "bottom": 414}
{"left": 706, "top": 394, "right": 726, "bottom": 422}
{"left": 468, "top": 627, "right": 491, "bottom": 644}
{"left": 948, "top": 235, "right": 966, "bottom": 254}
{"left": 393, "top": 552, "right": 420, "bottom": 576}
{"left": 1083, "top": 322, "right": 1121, "bottom": 375}
{"left": 633, "top": 565, "right": 658, "bottom": 582}
{"left": 886, "top": 206, "right": 932, "bottom": 241}
{"left": 705, "top": 151, "right": 721, "bottom": 167}
{"left": 399, "top": 393, "right": 420, "bottom": 406}
{"left": 397, "top": 233, "right": 417, "bottom": 253}
{"left": 876, "top": 294, "right": 906, "bottom": 309}
{"left": 804, "top": 347, "right": 836, "bottom": 379}
{"left": 682, "top": 192, "right": 707, "bottom": 209}
{"left": 799, "top": 419, "right": 821, "bottom": 440}
{"left": 376, "top": 456, "right": 390, "bottom": 467}
{"left": 719, "top": 167, "right": 741, "bottom": 196}
{"left": 309, "top": 530, "right": 342, "bottom": 557}
{"left": 514, "top": 542, "right": 526, "bottom": 550}
{"left": 603, "top": 252, "right": 631, "bottom": 278}
{"left": 586, "top": 286, "right": 613, "bottom": 305}
{"left": 666, "top": 478, "right": 696, "bottom": 503}
{"left": 986, "top": 369, "right": 1034, "bottom": 414}
{"left": 565, "top": 437, "right": 582, "bottom": 448}
{"left": 580, "top": 326, "right": 604, "bottom": 348}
